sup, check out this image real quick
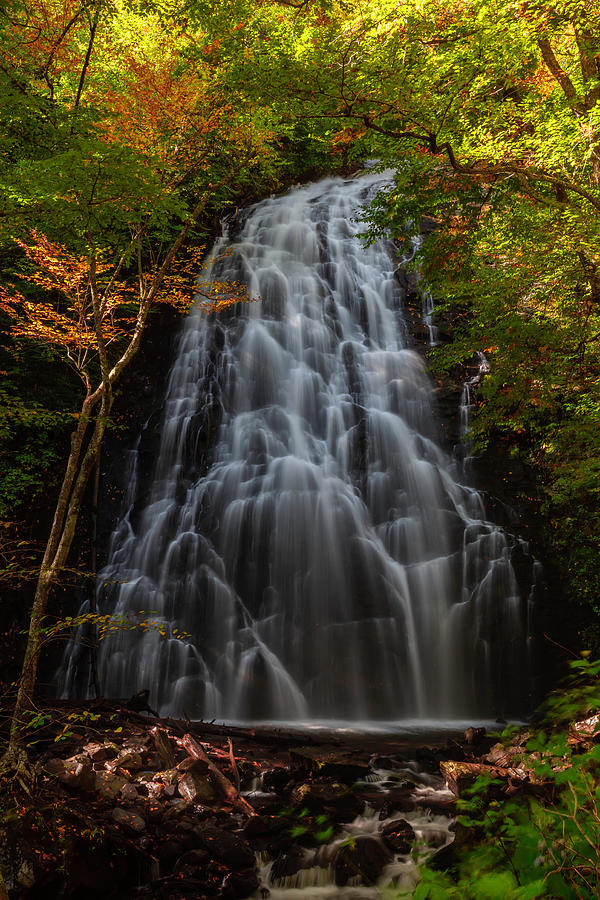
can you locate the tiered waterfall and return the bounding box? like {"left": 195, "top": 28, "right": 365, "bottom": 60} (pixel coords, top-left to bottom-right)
{"left": 59, "top": 172, "right": 532, "bottom": 721}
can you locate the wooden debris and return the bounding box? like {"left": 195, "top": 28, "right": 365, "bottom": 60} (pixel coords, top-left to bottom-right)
{"left": 178, "top": 733, "right": 255, "bottom": 817}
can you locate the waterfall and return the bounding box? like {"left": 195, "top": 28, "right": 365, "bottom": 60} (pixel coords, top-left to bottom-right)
{"left": 59, "top": 172, "right": 532, "bottom": 721}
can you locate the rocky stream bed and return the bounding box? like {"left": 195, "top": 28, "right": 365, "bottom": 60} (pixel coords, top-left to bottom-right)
{"left": 0, "top": 698, "right": 540, "bottom": 900}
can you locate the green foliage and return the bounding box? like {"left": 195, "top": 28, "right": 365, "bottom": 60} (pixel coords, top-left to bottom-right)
{"left": 36, "top": 610, "right": 193, "bottom": 645}
{"left": 279, "top": 805, "right": 336, "bottom": 844}
{"left": 412, "top": 659, "right": 600, "bottom": 899}
{"left": 0, "top": 328, "right": 80, "bottom": 523}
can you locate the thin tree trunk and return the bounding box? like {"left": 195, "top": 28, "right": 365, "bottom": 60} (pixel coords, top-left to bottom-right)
{"left": 3, "top": 386, "right": 112, "bottom": 762}
{"left": 88, "top": 450, "right": 102, "bottom": 699}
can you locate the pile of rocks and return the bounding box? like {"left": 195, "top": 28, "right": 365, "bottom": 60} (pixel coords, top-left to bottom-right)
{"left": 1, "top": 712, "right": 478, "bottom": 898}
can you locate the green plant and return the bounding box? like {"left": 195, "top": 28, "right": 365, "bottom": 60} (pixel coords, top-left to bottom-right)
{"left": 412, "top": 659, "right": 600, "bottom": 899}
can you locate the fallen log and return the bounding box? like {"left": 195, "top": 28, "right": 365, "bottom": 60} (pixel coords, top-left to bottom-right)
{"left": 440, "top": 760, "right": 528, "bottom": 797}
{"left": 179, "top": 733, "right": 255, "bottom": 817}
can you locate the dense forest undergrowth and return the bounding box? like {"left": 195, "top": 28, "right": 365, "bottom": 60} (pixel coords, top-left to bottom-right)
{"left": 1, "top": 0, "right": 600, "bottom": 896}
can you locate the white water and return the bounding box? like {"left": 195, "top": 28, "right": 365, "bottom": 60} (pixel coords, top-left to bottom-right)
{"left": 250, "top": 761, "right": 455, "bottom": 898}
{"left": 59, "top": 172, "right": 531, "bottom": 720}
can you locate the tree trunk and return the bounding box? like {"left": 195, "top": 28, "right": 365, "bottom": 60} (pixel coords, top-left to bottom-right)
{"left": 7, "top": 570, "right": 53, "bottom": 753}
{"left": 2, "top": 387, "right": 112, "bottom": 765}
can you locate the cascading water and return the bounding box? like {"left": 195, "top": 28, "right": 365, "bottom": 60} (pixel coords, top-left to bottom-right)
{"left": 59, "top": 172, "right": 532, "bottom": 721}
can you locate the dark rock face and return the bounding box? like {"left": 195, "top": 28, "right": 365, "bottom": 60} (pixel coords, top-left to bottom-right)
{"left": 333, "top": 835, "right": 392, "bottom": 886}
{"left": 270, "top": 845, "right": 309, "bottom": 883}
{"left": 195, "top": 825, "right": 255, "bottom": 869}
{"left": 380, "top": 817, "right": 416, "bottom": 854}
{"left": 289, "top": 782, "right": 363, "bottom": 820}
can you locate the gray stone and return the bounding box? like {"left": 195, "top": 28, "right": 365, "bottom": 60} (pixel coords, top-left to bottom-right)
{"left": 95, "top": 772, "right": 128, "bottom": 800}
{"left": 120, "top": 782, "right": 139, "bottom": 802}
{"left": 110, "top": 751, "right": 143, "bottom": 773}
{"left": 111, "top": 807, "right": 146, "bottom": 834}
{"left": 334, "top": 835, "right": 392, "bottom": 886}
{"left": 59, "top": 756, "right": 95, "bottom": 791}
{"left": 177, "top": 771, "right": 215, "bottom": 804}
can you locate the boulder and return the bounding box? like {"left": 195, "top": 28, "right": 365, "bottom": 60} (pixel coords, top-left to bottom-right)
{"left": 262, "top": 766, "right": 292, "bottom": 793}
{"left": 109, "top": 751, "right": 143, "bottom": 773}
{"left": 177, "top": 769, "right": 215, "bottom": 805}
{"left": 173, "top": 849, "right": 210, "bottom": 873}
{"left": 334, "top": 835, "right": 392, "bottom": 886}
{"left": 111, "top": 807, "right": 146, "bottom": 834}
{"left": 196, "top": 825, "right": 255, "bottom": 868}
{"left": 95, "top": 772, "right": 128, "bottom": 801}
{"left": 145, "top": 782, "right": 165, "bottom": 800}
{"left": 83, "top": 742, "right": 114, "bottom": 762}
{"left": 290, "top": 749, "right": 370, "bottom": 784}
{"left": 58, "top": 756, "right": 96, "bottom": 791}
{"left": 120, "top": 782, "right": 139, "bottom": 802}
{"left": 270, "top": 846, "right": 309, "bottom": 883}
{"left": 221, "top": 869, "right": 260, "bottom": 898}
{"left": 290, "top": 782, "right": 363, "bottom": 820}
{"left": 380, "top": 818, "right": 415, "bottom": 854}
{"left": 464, "top": 727, "right": 486, "bottom": 746}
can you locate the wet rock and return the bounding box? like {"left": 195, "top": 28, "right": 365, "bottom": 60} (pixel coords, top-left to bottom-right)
{"left": 42, "top": 758, "right": 67, "bottom": 777}
{"left": 145, "top": 752, "right": 164, "bottom": 770}
{"left": 157, "top": 838, "right": 189, "bottom": 866}
{"left": 415, "top": 747, "right": 438, "bottom": 768}
{"left": 145, "top": 781, "right": 165, "bottom": 800}
{"left": 290, "top": 782, "right": 363, "bottom": 820}
{"left": 334, "top": 835, "right": 392, "bottom": 886}
{"left": 173, "top": 848, "right": 210, "bottom": 873}
{"left": 356, "top": 785, "right": 415, "bottom": 814}
{"left": 83, "top": 742, "right": 115, "bottom": 762}
{"left": 270, "top": 846, "right": 308, "bottom": 883}
{"left": 111, "top": 807, "right": 146, "bottom": 834}
{"left": 380, "top": 818, "right": 416, "bottom": 854}
{"left": 414, "top": 792, "right": 456, "bottom": 816}
{"left": 146, "top": 800, "right": 163, "bottom": 825}
{"left": 464, "top": 727, "right": 486, "bottom": 746}
{"left": 152, "top": 727, "right": 177, "bottom": 769}
{"left": 95, "top": 772, "right": 128, "bottom": 800}
{"left": 58, "top": 755, "right": 96, "bottom": 791}
{"left": 242, "top": 814, "right": 293, "bottom": 853}
{"left": 177, "top": 769, "right": 215, "bottom": 804}
{"left": 109, "top": 751, "right": 143, "bottom": 773}
{"left": 155, "top": 768, "right": 180, "bottom": 785}
{"left": 137, "top": 771, "right": 157, "bottom": 783}
{"left": 370, "top": 755, "right": 406, "bottom": 770}
{"left": 222, "top": 869, "right": 261, "bottom": 898}
{"left": 290, "top": 749, "right": 370, "bottom": 784}
{"left": 242, "top": 815, "right": 288, "bottom": 839}
{"left": 120, "top": 782, "right": 139, "bottom": 802}
{"left": 245, "top": 791, "right": 284, "bottom": 815}
{"left": 196, "top": 825, "right": 255, "bottom": 868}
{"left": 262, "top": 766, "right": 292, "bottom": 793}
